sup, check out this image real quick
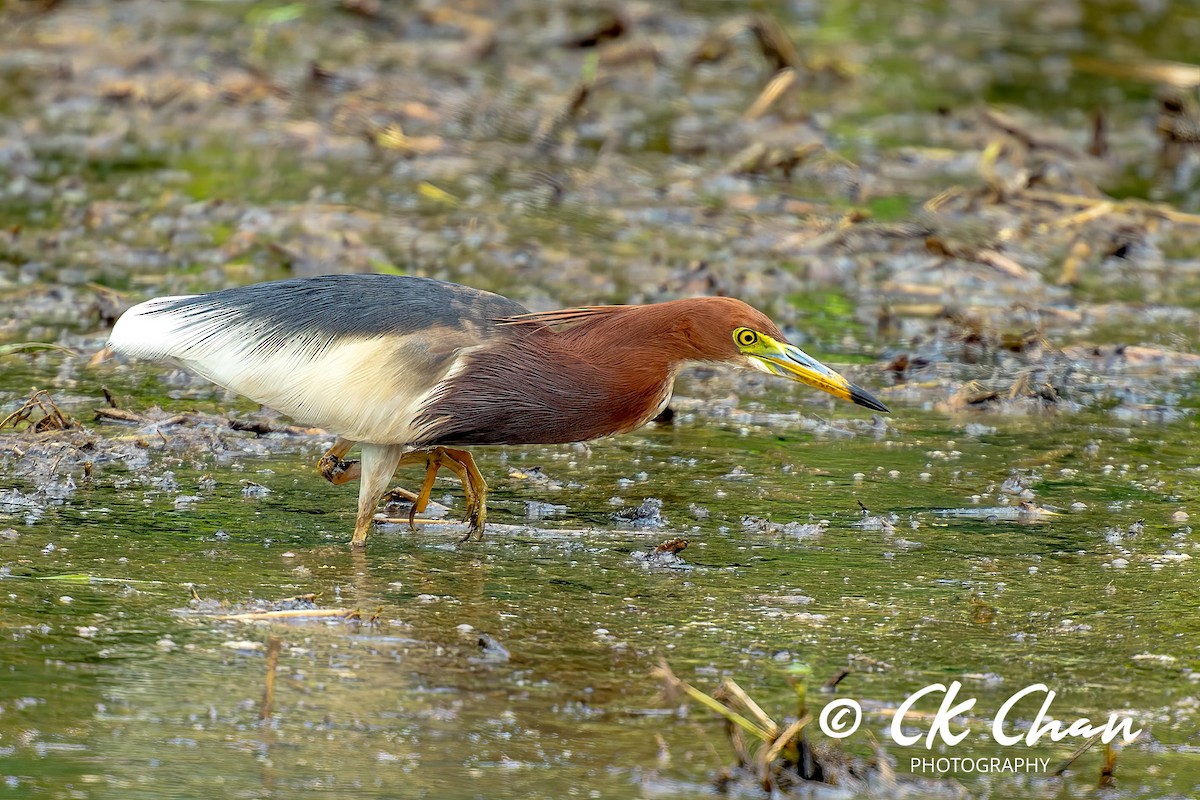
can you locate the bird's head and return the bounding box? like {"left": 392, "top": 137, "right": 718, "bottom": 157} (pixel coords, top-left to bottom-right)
{"left": 680, "top": 297, "right": 891, "bottom": 413}
{"left": 503, "top": 296, "right": 891, "bottom": 414}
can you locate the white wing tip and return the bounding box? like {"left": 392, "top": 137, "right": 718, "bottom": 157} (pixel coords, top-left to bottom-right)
{"left": 108, "top": 295, "right": 197, "bottom": 359}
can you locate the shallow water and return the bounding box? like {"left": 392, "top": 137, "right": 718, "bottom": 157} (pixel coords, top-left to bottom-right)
{"left": 3, "top": 0, "right": 1200, "bottom": 797}
{"left": 2, "top": 386, "right": 1199, "bottom": 798}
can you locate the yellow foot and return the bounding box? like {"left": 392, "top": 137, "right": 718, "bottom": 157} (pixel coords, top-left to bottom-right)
{"left": 409, "top": 451, "right": 444, "bottom": 530}
{"left": 458, "top": 488, "right": 486, "bottom": 542}
{"left": 441, "top": 448, "right": 487, "bottom": 542}
{"left": 318, "top": 454, "right": 360, "bottom": 484}
{"left": 318, "top": 437, "right": 361, "bottom": 486}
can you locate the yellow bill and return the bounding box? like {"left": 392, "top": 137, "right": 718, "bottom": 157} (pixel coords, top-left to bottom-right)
{"left": 734, "top": 327, "right": 890, "bottom": 413}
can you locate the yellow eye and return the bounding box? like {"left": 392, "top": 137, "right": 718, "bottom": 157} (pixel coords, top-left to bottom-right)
{"left": 734, "top": 328, "right": 759, "bottom": 348}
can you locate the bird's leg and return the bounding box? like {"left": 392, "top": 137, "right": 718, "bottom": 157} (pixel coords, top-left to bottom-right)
{"left": 324, "top": 439, "right": 423, "bottom": 508}
{"left": 350, "top": 447, "right": 486, "bottom": 542}
{"left": 318, "top": 437, "right": 360, "bottom": 485}
{"left": 352, "top": 443, "right": 406, "bottom": 547}
{"left": 393, "top": 448, "right": 489, "bottom": 540}
{"left": 384, "top": 450, "right": 451, "bottom": 527}
{"left": 440, "top": 448, "right": 488, "bottom": 541}
{"left": 407, "top": 449, "right": 446, "bottom": 530}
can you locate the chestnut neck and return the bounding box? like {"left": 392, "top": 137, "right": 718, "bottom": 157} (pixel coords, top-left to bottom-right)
{"left": 414, "top": 303, "right": 719, "bottom": 447}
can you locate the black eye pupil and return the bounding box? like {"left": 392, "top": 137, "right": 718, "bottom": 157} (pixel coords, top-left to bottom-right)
{"left": 739, "top": 331, "right": 755, "bottom": 345}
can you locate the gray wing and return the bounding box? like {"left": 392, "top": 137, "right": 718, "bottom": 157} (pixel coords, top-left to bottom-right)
{"left": 153, "top": 274, "right": 530, "bottom": 351}
{"left": 108, "top": 274, "right": 531, "bottom": 442}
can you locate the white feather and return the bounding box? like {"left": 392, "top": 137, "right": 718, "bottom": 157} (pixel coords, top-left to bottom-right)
{"left": 107, "top": 296, "right": 200, "bottom": 359}
{"left": 108, "top": 297, "right": 450, "bottom": 443}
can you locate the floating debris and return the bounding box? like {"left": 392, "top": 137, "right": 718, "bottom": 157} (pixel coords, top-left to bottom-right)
{"left": 0, "top": 488, "right": 50, "bottom": 525}
{"left": 743, "top": 516, "right": 831, "bottom": 539}
{"left": 631, "top": 537, "right": 691, "bottom": 570}
{"left": 1132, "top": 652, "right": 1179, "bottom": 667}
{"left": 936, "top": 503, "right": 1059, "bottom": 522}
{"left": 0, "top": 389, "right": 78, "bottom": 434}
{"left": 999, "top": 470, "right": 1036, "bottom": 495}
{"left": 240, "top": 481, "right": 271, "bottom": 498}
{"left": 178, "top": 592, "right": 368, "bottom": 626}
{"left": 508, "top": 465, "right": 558, "bottom": 486}
{"left": 524, "top": 500, "right": 568, "bottom": 520}
{"left": 854, "top": 514, "right": 899, "bottom": 533}
{"left": 474, "top": 633, "right": 511, "bottom": 663}
{"left": 612, "top": 497, "right": 667, "bottom": 528}
{"left": 722, "top": 465, "right": 753, "bottom": 480}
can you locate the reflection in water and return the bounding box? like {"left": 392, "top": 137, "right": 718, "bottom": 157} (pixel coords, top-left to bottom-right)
{"left": 1, "top": 411, "right": 1198, "bottom": 797}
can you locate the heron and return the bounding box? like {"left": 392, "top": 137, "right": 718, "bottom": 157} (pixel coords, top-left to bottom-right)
{"left": 107, "top": 274, "right": 889, "bottom": 546}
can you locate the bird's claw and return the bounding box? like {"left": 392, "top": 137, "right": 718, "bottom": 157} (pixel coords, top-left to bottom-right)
{"left": 458, "top": 500, "right": 486, "bottom": 542}
{"left": 318, "top": 453, "right": 359, "bottom": 484}
{"left": 458, "top": 522, "right": 484, "bottom": 544}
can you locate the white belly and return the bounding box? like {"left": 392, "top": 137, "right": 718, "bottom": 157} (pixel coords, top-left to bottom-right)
{"left": 178, "top": 337, "right": 442, "bottom": 442}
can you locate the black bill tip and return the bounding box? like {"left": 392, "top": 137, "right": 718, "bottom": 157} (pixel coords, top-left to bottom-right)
{"left": 850, "top": 384, "right": 891, "bottom": 414}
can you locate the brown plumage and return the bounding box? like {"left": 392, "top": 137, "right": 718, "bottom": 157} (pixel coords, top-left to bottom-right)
{"left": 415, "top": 298, "right": 782, "bottom": 446}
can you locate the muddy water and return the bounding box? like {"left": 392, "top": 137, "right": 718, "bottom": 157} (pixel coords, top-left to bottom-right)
{"left": 2, "top": 0, "right": 1200, "bottom": 797}
{"left": 2, "top": 385, "right": 1198, "bottom": 798}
